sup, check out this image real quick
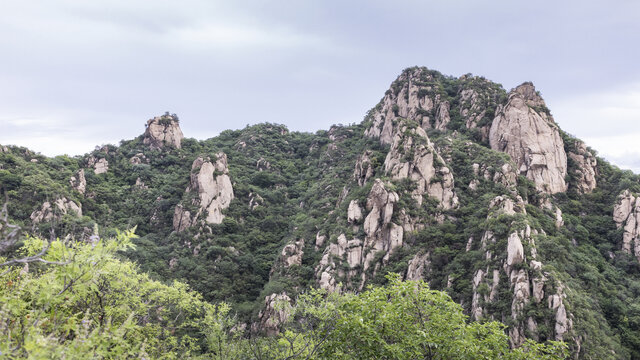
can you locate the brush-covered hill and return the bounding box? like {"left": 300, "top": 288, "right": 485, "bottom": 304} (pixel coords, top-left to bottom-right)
{"left": 2, "top": 67, "right": 640, "bottom": 359}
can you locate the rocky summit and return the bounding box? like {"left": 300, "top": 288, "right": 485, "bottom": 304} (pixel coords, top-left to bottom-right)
{"left": 2, "top": 67, "right": 640, "bottom": 359}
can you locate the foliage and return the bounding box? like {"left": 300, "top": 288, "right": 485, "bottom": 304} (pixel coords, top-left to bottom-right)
{"left": 0, "top": 230, "right": 234, "bottom": 359}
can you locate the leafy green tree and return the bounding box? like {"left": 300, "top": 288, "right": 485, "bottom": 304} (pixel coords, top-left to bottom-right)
{"left": 0, "top": 229, "right": 234, "bottom": 359}
{"left": 260, "top": 274, "right": 567, "bottom": 360}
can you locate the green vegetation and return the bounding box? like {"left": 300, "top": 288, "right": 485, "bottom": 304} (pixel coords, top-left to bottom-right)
{"left": 1, "top": 66, "right": 640, "bottom": 358}
{"left": 0, "top": 234, "right": 566, "bottom": 359}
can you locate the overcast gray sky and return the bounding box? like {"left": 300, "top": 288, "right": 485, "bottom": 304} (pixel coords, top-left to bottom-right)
{"left": 1, "top": 0, "right": 639, "bottom": 172}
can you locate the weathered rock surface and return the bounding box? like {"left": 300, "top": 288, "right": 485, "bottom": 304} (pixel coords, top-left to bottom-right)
{"left": 248, "top": 192, "right": 264, "bottom": 210}
{"left": 613, "top": 190, "right": 640, "bottom": 260}
{"left": 88, "top": 156, "right": 108, "bottom": 174}
{"left": 489, "top": 82, "right": 568, "bottom": 194}
{"left": 364, "top": 68, "right": 453, "bottom": 145}
{"left": 173, "top": 153, "right": 234, "bottom": 231}
{"left": 347, "top": 200, "right": 363, "bottom": 223}
{"left": 129, "top": 153, "right": 148, "bottom": 165}
{"left": 406, "top": 252, "right": 430, "bottom": 281}
{"left": 256, "top": 293, "right": 292, "bottom": 336}
{"left": 568, "top": 140, "right": 598, "bottom": 194}
{"left": 384, "top": 125, "right": 458, "bottom": 209}
{"left": 143, "top": 114, "right": 184, "bottom": 150}
{"left": 315, "top": 233, "right": 364, "bottom": 292}
{"left": 69, "top": 169, "right": 86, "bottom": 194}
{"left": 353, "top": 150, "right": 375, "bottom": 186}
{"left": 31, "top": 198, "right": 82, "bottom": 223}
{"left": 471, "top": 195, "right": 572, "bottom": 346}
{"left": 278, "top": 239, "right": 305, "bottom": 268}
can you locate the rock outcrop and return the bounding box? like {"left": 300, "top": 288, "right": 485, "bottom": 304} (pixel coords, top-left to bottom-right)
{"left": 278, "top": 239, "right": 305, "bottom": 269}
{"left": 471, "top": 195, "right": 572, "bottom": 346}
{"left": 173, "top": 153, "right": 234, "bottom": 231}
{"left": 69, "top": 169, "right": 86, "bottom": 194}
{"left": 568, "top": 140, "right": 598, "bottom": 194}
{"left": 143, "top": 114, "right": 184, "bottom": 150}
{"left": 347, "top": 200, "right": 363, "bottom": 223}
{"left": 613, "top": 190, "right": 640, "bottom": 260}
{"left": 316, "top": 179, "right": 405, "bottom": 291}
{"left": 489, "top": 83, "right": 568, "bottom": 194}
{"left": 406, "top": 252, "right": 430, "bottom": 281}
{"left": 88, "top": 156, "right": 108, "bottom": 174}
{"left": 256, "top": 293, "right": 292, "bottom": 336}
{"left": 315, "top": 234, "right": 363, "bottom": 292}
{"left": 30, "top": 198, "right": 82, "bottom": 223}
{"left": 364, "top": 68, "right": 452, "bottom": 145}
{"left": 353, "top": 150, "right": 375, "bottom": 186}
{"left": 384, "top": 124, "right": 458, "bottom": 209}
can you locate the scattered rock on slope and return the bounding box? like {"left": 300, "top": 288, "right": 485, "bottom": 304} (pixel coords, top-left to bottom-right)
{"left": 31, "top": 198, "right": 82, "bottom": 224}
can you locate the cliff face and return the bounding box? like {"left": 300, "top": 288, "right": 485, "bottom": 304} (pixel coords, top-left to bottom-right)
{"left": 489, "top": 83, "right": 568, "bottom": 194}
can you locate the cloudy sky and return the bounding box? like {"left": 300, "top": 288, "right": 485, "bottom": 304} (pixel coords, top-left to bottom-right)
{"left": 1, "top": 0, "right": 639, "bottom": 172}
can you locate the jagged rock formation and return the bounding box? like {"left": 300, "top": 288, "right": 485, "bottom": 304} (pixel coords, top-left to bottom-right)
{"left": 69, "top": 169, "right": 86, "bottom": 194}
{"left": 406, "top": 251, "right": 430, "bottom": 281}
{"left": 129, "top": 153, "right": 148, "bottom": 165}
{"left": 384, "top": 124, "right": 458, "bottom": 209}
{"left": 278, "top": 239, "right": 305, "bottom": 268}
{"left": 87, "top": 156, "right": 108, "bottom": 174}
{"left": 457, "top": 75, "right": 504, "bottom": 142}
{"left": 353, "top": 150, "right": 375, "bottom": 186}
{"left": 30, "top": 198, "right": 82, "bottom": 223}
{"left": 316, "top": 179, "right": 406, "bottom": 291}
{"left": 316, "top": 233, "right": 363, "bottom": 292}
{"left": 256, "top": 293, "right": 292, "bottom": 336}
{"left": 471, "top": 195, "right": 572, "bottom": 347}
{"left": 470, "top": 161, "right": 518, "bottom": 192}
{"left": 173, "top": 153, "right": 234, "bottom": 231}
{"left": 364, "top": 68, "right": 452, "bottom": 145}
{"left": 248, "top": 192, "right": 264, "bottom": 210}
{"left": 347, "top": 200, "right": 363, "bottom": 223}
{"left": 568, "top": 140, "right": 598, "bottom": 194}
{"left": 613, "top": 190, "right": 640, "bottom": 260}
{"left": 490, "top": 83, "right": 568, "bottom": 194}
{"left": 143, "top": 114, "right": 184, "bottom": 150}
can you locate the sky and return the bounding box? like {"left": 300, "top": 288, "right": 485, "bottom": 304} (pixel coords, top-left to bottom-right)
{"left": 1, "top": 0, "right": 639, "bottom": 172}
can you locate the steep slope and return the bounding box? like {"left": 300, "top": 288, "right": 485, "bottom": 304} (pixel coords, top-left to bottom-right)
{"left": 2, "top": 68, "right": 640, "bottom": 359}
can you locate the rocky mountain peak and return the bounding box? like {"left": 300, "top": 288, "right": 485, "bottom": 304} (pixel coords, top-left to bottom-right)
{"left": 513, "top": 82, "right": 545, "bottom": 108}
{"left": 489, "top": 83, "right": 568, "bottom": 194}
{"left": 143, "top": 114, "right": 184, "bottom": 150}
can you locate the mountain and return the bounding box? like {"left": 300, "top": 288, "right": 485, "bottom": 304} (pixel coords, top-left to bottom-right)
{"left": 1, "top": 67, "right": 639, "bottom": 359}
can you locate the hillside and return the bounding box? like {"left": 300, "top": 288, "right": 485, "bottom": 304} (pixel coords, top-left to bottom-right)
{"left": 1, "top": 67, "right": 640, "bottom": 359}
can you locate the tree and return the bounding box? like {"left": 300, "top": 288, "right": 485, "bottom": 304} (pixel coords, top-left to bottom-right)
{"left": 0, "top": 229, "right": 234, "bottom": 358}
{"left": 266, "top": 274, "right": 567, "bottom": 360}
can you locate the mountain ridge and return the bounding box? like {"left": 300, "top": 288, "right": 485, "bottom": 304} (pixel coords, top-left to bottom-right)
{"left": 1, "top": 66, "right": 639, "bottom": 358}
